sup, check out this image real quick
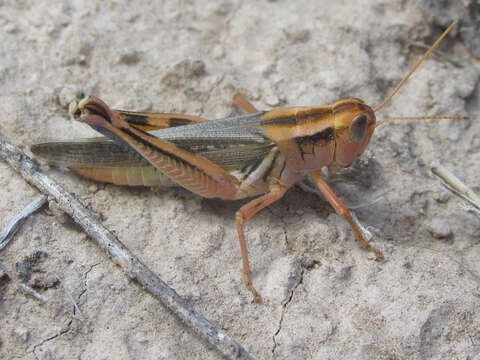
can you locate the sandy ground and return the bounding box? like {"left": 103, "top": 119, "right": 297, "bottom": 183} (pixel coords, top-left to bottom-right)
{"left": 0, "top": 1, "right": 479, "bottom": 359}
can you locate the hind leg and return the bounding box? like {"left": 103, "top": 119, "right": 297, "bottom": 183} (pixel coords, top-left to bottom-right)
{"left": 233, "top": 92, "right": 258, "bottom": 113}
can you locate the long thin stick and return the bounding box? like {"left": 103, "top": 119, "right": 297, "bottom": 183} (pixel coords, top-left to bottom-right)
{"left": 0, "top": 195, "right": 47, "bottom": 251}
{"left": 0, "top": 131, "right": 255, "bottom": 360}
{"left": 431, "top": 162, "right": 480, "bottom": 218}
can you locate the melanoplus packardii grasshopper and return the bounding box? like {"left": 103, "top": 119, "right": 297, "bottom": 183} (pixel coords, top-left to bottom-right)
{"left": 32, "top": 21, "right": 465, "bottom": 302}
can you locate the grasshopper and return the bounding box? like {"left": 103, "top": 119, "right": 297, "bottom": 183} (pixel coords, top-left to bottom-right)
{"left": 32, "top": 21, "right": 464, "bottom": 302}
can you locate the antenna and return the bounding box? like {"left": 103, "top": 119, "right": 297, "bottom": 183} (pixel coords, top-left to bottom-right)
{"left": 374, "top": 20, "right": 458, "bottom": 113}
{"left": 375, "top": 115, "right": 467, "bottom": 128}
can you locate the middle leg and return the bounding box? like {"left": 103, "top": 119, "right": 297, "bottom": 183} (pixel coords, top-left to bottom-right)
{"left": 236, "top": 184, "right": 290, "bottom": 302}
{"left": 309, "top": 170, "right": 384, "bottom": 260}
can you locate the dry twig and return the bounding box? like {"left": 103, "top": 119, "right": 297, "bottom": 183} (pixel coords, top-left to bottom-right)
{"left": 54, "top": 273, "right": 85, "bottom": 321}
{"left": 0, "top": 131, "right": 255, "bottom": 360}
{"left": 431, "top": 162, "right": 480, "bottom": 219}
{"left": 20, "top": 283, "right": 47, "bottom": 303}
{"left": 0, "top": 195, "right": 47, "bottom": 251}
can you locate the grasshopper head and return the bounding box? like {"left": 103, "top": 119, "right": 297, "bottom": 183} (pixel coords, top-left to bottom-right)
{"left": 329, "top": 99, "right": 376, "bottom": 173}
{"left": 261, "top": 99, "right": 376, "bottom": 174}
{"left": 327, "top": 21, "right": 462, "bottom": 173}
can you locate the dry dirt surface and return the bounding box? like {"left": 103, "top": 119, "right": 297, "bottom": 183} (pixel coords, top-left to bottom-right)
{"left": 1, "top": 1, "right": 479, "bottom": 359}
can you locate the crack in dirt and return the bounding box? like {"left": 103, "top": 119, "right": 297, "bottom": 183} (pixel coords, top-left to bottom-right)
{"left": 31, "top": 320, "right": 72, "bottom": 360}
{"left": 271, "top": 264, "right": 304, "bottom": 355}
{"left": 78, "top": 262, "right": 100, "bottom": 305}
{"left": 83, "top": 262, "right": 100, "bottom": 280}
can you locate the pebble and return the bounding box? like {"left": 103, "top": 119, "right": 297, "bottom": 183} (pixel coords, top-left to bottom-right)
{"left": 265, "top": 93, "right": 280, "bottom": 107}
{"left": 427, "top": 218, "right": 452, "bottom": 239}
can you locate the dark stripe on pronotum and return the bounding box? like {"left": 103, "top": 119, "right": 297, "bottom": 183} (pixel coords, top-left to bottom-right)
{"left": 298, "top": 109, "right": 332, "bottom": 120}
{"left": 295, "top": 127, "right": 334, "bottom": 160}
{"left": 295, "top": 127, "right": 334, "bottom": 145}
{"left": 262, "top": 117, "right": 297, "bottom": 126}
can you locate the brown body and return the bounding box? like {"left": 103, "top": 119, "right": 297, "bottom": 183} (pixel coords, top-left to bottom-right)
{"left": 32, "top": 21, "right": 461, "bottom": 302}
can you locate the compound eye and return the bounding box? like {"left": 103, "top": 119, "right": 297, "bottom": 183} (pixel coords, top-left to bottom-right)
{"left": 350, "top": 114, "right": 368, "bottom": 143}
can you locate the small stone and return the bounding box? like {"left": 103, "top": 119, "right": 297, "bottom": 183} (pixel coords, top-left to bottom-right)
{"left": 288, "top": 29, "right": 311, "bottom": 43}
{"left": 265, "top": 93, "right": 280, "bottom": 107}
{"left": 433, "top": 191, "right": 450, "bottom": 203}
{"left": 427, "top": 218, "right": 452, "bottom": 239}
{"left": 88, "top": 184, "right": 98, "bottom": 193}
{"left": 212, "top": 45, "right": 224, "bottom": 59}
{"left": 135, "top": 331, "right": 150, "bottom": 344}
{"left": 4, "top": 23, "right": 17, "bottom": 33}
{"left": 118, "top": 50, "right": 141, "bottom": 65}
